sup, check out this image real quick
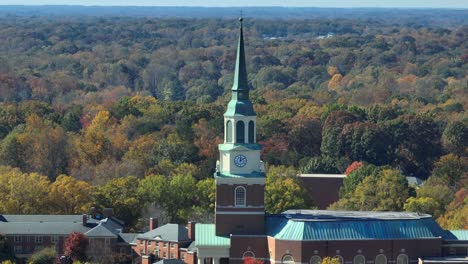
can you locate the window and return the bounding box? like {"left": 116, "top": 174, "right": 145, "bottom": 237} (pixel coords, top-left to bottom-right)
{"left": 155, "top": 248, "right": 159, "bottom": 256}
{"left": 181, "top": 254, "right": 185, "bottom": 261}
{"left": 163, "top": 242, "right": 167, "bottom": 248}
{"left": 236, "top": 121, "right": 245, "bottom": 143}
{"left": 14, "top": 236, "right": 22, "bottom": 243}
{"left": 310, "top": 256, "right": 322, "bottom": 264}
{"left": 243, "top": 251, "right": 255, "bottom": 258}
{"left": 163, "top": 252, "right": 167, "bottom": 258}
{"left": 120, "top": 247, "right": 128, "bottom": 254}
{"left": 171, "top": 243, "right": 175, "bottom": 248}
{"left": 14, "top": 246, "right": 23, "bottom": 254}
{"left": 235, "top": 186, "right": 246, "bottom": 207}
{"left": 397, "top": 254, "right": 408, "bottom": 264}
{"left": 248, "top": 121, "right": 255, "bottom": 143}
{"left": 171, "top": 252, "right": 175, "bottom": 258}
{"left": 51, "top": 236, "right": 58, "bottom": 243}
{"left": 226, "top": 121, "right": 232, "bottom": 143}
{"left": 354, "top": 255, "right": 365, "bottom": 264}
{"left": 35, "top": 236, "right": 43, "bottom": 244}
{"left": 282, "top": 254, "right": 294, "bottom": 264}
{"left": 140, "top": 239, "right": 144, "bottom": 245}
{"left": 148, "top": 241, "right": 152, "bottom": 246}
{"left": 375, "top": 254, "right": 387, "bottom": 264}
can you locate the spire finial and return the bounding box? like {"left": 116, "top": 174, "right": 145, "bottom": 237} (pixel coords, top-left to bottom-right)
{"left": 232, "top": 16, "right": 248, "bottom": 94}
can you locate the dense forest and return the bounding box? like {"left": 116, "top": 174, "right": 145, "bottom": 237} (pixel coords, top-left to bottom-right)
{"left": 0, "top": 13, "right": 466, "bottom": 232}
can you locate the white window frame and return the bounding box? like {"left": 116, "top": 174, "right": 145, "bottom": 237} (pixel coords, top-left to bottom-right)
{"left": 397, "top": 254, "right": 408, "bottom": 264}
{"left": 282, "top": 254, "right": 294, "bottom": 264}
{"left": 235, "top": 186, "right": 246, "bottom": 207}
{"left": 353, "top": 255, "right": 365, "bottom": 264}
{"left": 310, "top": 255, "right": 322, "bottom": 264}
{"left": 35, "top": 236, "right": 43, "bottom": 244}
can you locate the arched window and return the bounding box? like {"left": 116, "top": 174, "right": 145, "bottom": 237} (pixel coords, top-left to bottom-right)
{"left": 310, "top": 255, "right": 322, "bottom": 264}
{"left": 375, "top": 254, "right": 387, "bottom": 264}
{"left": 334, "top": 256, "right": 344, "bottom": 264}
{"left": 353, "top": 255, "right": 365, "bottom": 264}
{"left": 282, "top": 255, "right": 294, "bottom": 264}
{"left": 236, "top": 121, "right": 245, "bottom": 143}
{"left": 243, "top": 251, "right": 255, "bottom": 258}
{"left": 397, "top": 254, "right": 408, "bottom": 264}
{"left": 248, "top": 121, "right": 255, "bottom": 143}
{"left": 235, "top": 186, "right": 246, "bottom": 207}
{"left": 226, "top": 121, "right": 232, "bottom": 143}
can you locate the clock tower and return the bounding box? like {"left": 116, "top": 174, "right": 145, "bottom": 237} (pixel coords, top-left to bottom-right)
{"left": 214, "top": 18, "right": 266, "bottom": 236}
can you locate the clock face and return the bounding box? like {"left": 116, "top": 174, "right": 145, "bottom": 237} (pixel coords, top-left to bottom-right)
{"left": 234, "top": 155, "right": 247, "bottom": 167}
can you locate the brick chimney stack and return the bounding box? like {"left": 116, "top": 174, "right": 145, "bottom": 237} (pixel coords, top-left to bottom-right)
{"left": 82, "top": 214, "right": 88, "bottom": 226}
{"left": 187, "top": 221, "right": 196, "bottom": 241}
{"left": 149, "top": 217, "right": 158, "bottom": 230}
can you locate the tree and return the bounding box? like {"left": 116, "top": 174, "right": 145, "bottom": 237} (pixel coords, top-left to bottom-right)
{"left": 94, "top": 176, "right": 143, "bottom": 228}
{"left": 64, "top": 232, "right": 88, "bottom": 263}
{"left": 49, "top": 175, "right": 93, "bottom": 214}
{"left": 0, "top": 167, "right": 50, "bottom": 214}
{"left": 28, "top": 247, "right": 57, "bottom": 264}
{"left": 332, "top": 168, "right": 408, "bottom": 211}
{"left": 442, "top": 120, "right": 467, "bottom": 155}
{"left": 138, "top": 174, "right": 197, "bottom": 223}
{"left": 322, "top": 257, "right": 342, "bottom": 264}
{"left": 0, "top": 235, "right": 14, "bottom": 263}
{"left": 265, "top": 166, "right": 311, "bottom": 214}
{"left": 404, "top": 197, "right": 440, "bottom": 216}
{"left": 431, "top": 154, "right": 468, "bottom": 189}
{"left": 244, "top": 257, "right": 264, "bottom": 264}
{"left": 437, "top": 188, "right": 468, "bottom": 229}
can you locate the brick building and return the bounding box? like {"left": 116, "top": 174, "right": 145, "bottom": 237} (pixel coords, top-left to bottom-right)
{"left": 132, "top": 219, "right": 197, "bottom": 264}
{"left": 0, "top": 211, "right": 137, "bottom": 260}
{"left": 193, "top": 18, "right": 468, "bottom": 264}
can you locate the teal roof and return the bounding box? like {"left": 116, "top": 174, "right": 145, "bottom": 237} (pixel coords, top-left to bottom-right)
{"left": 195, "top": 224, "right": 230, "bottom": 247}
{"left": 224, "top": 17, "right": 255, "bottom": 117}
{"left": 215, "top": 171, "right": 265, "bottom": 178}
{"left": 218, "top": 143, "right": 262, "bottom": 151}
{"left": 266, "top": 210, "right": 450, "bottom": 241}
{"left": 445, "top": 230, "right": 468, "bottom": 240}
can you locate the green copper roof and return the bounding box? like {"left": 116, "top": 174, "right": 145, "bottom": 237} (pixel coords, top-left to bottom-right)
{"left": 195, "top": 224, "right": 230, "bottom": 247}
{"left": 266, "top": 211, "right": 450, "bottom": 241}
{"left": 445, "top": 230, "right": 468, "bottom": 240}
{"left": 218, "top": 143, "right": 262, "bottom": 151}
{"left": 215, "top": 171, "right": 266, "bottom": 178}
{"left": 225, "top": 18, "right": 255, "bottom": 117}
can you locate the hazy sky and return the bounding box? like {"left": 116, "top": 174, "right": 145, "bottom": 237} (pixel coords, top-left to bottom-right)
{"left": 1, "top": 0, "right": 467, "bottom": 8}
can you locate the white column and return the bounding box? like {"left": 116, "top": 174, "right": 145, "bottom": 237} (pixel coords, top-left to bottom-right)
{"left": 213, "top": 258, "right": 220, "bottom": 264}
{"left": 198, "top": 256, "right": 205, "bottom": 264}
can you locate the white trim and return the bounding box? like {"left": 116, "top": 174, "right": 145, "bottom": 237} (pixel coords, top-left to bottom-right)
{"left": 217, "top": 205, "right": 264, "bottom": 209}
{"left": 216, "top": 211, "right": 265, "bottom": 215}
{"left": 299, "top": 174, "right": 346, "bottom": 178}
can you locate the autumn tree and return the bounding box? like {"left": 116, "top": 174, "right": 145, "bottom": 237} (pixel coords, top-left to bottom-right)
{"left": 265, "top": 166, "right": 311, "bottom": 214}
{"left": 94, "top": 176, "right": 143, "bottom": 228}
{"left": 64, "top": 232, "right": 88, "bottom": 262}
{"left": 49, "top": 175, "right": 93, "bottom": 214}
{"left": 138, "top": 174, "right": 197, "bottom": 223}
{"left": 28, "top": 247, "right": 56, "bottom": 264}
{"left": 0, "top": 167, "right": 50, "bottom": 214}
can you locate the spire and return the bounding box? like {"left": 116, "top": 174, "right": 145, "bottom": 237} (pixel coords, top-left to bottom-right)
{"left": 224, "top": 17, "right": 255, "bottom": 116}
{"left": 232, "top": 17, "right": 249, "bottom": 93}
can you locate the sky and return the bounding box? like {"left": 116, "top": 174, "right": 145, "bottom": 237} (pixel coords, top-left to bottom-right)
{"left": 0, "top": 0, "right": 467, "bottom": 8}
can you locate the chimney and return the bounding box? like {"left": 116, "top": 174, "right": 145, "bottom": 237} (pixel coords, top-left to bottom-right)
{"left": 90, "top": 207, "right": 97, "bottom": 219}
{"left": 149, "top": 218, "right": 158, "bottom": 230}
{"left": 187, "top": 221, "right": 196, "bottom": 241}
{"left": 82, "top": 214, "right": 88, "bottom": 226}
{"left": 103, "top": 208, "right": 114, "bottom": 218}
